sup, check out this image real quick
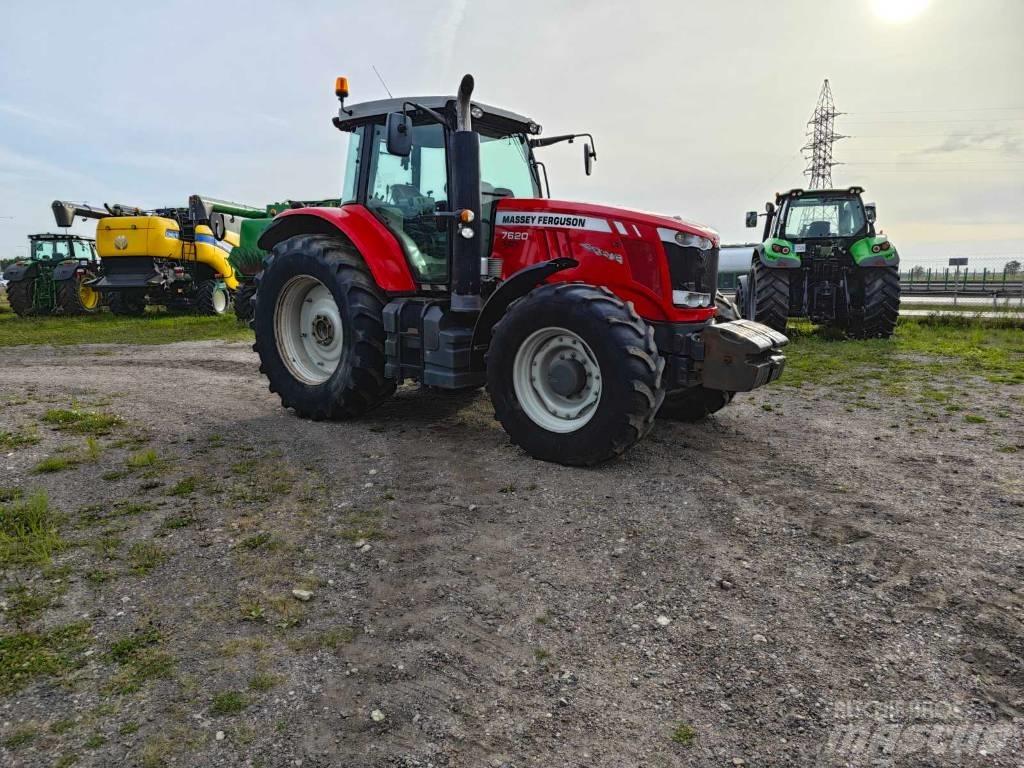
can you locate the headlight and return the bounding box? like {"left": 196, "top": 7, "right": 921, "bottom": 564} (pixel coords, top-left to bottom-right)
{"left": 672, "top": 290, "right": 711, "bottom": 308}
{"left": 674, "top": 231, "right": 713, "bottom": 250}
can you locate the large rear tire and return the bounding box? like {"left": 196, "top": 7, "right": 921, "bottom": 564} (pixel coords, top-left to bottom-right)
{"left": 109, "top": 290, "right": 147, "bottom": 317}
{"left": 749, "top": 261, "right": 789, "bottom": 334}
{"left": 487, "top": 283, "right": 665, "bottom": 466}
{"left": 56, "top": 274, "right": 101, "bottom": 315}
{"left": 6, "top": 280, "right": 36, "bottom": 317}
{"left": 849, "top": 268, "right": 899, "bottom": 339}
{"left": 253, "top": 234, "right": 395, "bottom": 420}
{"left": 196, "top": 279, "right": 231, "bottom": 316}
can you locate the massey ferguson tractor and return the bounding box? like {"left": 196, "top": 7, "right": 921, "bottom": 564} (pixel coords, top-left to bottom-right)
{"left": 252, "top": 75, "right": 788, "bottom": 466}
{"left": 736, "top": 187, "right": 900, "bottom": 338}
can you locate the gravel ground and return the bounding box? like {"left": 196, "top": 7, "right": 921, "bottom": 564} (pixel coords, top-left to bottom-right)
{"left": 1, "top": 340, "right": 1022, "bottom": 767}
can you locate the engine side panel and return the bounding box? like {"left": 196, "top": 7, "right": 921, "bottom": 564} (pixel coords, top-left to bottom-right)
{"left": 490, "top": 199, "right": 716, "bottom": 324}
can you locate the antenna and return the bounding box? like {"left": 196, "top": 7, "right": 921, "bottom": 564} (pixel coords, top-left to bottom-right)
{"left": 802, "top": 79, "right": 846, "bottom": 189}
{"left": 372, "top": 65, "right": 393, "bottom": 98}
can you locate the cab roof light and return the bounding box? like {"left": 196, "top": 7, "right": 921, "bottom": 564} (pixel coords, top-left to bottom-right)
{"left": 335, "top": 77, "right": 349, "bottom": 98}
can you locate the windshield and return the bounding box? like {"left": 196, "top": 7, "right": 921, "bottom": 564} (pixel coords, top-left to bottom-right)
{"left": 30, "top": 239, "right": 70, "bottom": 260}
{"left": 480, "top": 133, "right": 540, "bottom": 200}
{"left": 783, "top": 196, "right": 866, "bottom": 239}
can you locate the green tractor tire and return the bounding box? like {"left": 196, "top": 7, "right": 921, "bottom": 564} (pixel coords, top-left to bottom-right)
{"left": 56, "top": 275, "right": 102, "bottom": 315}
{"left": 749, "top": 262, "right": 789, "bottom": 334}
{"left": 848, "top": 268, "right": 900, "bottom": 339}
{"left": 6, "top": 280, "right": 37, "bottom": 317}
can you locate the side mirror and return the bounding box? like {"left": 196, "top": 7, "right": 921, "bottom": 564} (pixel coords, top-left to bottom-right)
{"left": 583, "top": 143, "right": 596, "bottom": 176}
{"left": 765, "top": 201, "right": 775, "bottom": 215}
{"left": 386, "top": 112, "right": 412, "bottom": 157}
{"left": 865, "top": 203, "right": 877, "bottom": 224}
{"left": 210, "top": 213, "right": 227, "bottom": 241}
{"left": 745, "top": 211, "right": 758, "bottom": 228}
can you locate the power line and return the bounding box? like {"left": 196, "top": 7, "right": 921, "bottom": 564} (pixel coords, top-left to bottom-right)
{"left": 847, "top": 107, "right": 1024, "bottom": 114}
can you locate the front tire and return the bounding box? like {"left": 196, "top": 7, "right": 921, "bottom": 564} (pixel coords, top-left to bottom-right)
{"left": 196, "top": 279, "right": 231, "bottom": 316}
{"left": 6, "top": 280, "right": 36, "bottom": 317}
{"left": 233, "top": 281, "right": 257, "bottom": 323}
{"left": 750, "top": 261, "right": 789, "bottom": 333}
{"left": 849, "top": 268, "right": 899, "bottom": 339}
{"left": 253, "top": 234, "right": 395, "bottom": 420}
{"left": 487, "top": 283, "right": 664, "bottom": 466}
{"left": 56, "top": 273, "right": 101, "bottom": 315}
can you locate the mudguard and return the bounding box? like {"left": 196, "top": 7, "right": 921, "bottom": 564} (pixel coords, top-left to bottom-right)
{"left": 258, "top": 204, "right": 416, "bottom": 293}
{"left": 700, "top": 319, "right": 787, "bottom": 392}
{"left": 52, "top": 261, "right": 84, "bottom": 282}
{"left": 850, "top": 236, "right": 899, "bottom": 267}
{"left": 2, "top": 261, "right": 36, "bottom": 283}
{"left": 470, "top": 257, "right": 578, "bottom": 369}
{"left": 756, "top": 241, "right": 801, "bottom": 269}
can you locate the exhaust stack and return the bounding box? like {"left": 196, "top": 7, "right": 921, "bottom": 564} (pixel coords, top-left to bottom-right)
{"left": 449, "top": 74, "right": 483, "bottom": 313}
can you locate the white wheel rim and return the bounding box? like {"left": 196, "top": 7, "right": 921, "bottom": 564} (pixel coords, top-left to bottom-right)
{"left": 512, "top": 327, "right": 602, "bottom": 434}
{"left": 275, "top": 275, "right": 344, "bottom": 385}
{"left": 213, "top": 289, "right": 228, "bottom": 313}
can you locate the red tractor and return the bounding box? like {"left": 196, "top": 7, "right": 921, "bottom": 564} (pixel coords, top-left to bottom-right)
{"left": 253, "top": 75, "right": 787, "bottom": 466}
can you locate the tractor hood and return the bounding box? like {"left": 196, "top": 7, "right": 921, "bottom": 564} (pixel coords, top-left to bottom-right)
{"left": 496, "top": 198, "right": 719, "bottom": 246}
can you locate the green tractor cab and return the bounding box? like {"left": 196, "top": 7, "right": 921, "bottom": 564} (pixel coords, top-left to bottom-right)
{"left": 3, "top": 233, "right": 102, "bottom": 317}
{"left": 736, "top": 187, "right": 900, "bottom": 339}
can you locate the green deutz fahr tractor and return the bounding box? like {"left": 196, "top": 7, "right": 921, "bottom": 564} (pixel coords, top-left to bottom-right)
{"left": 3, "top": 233, "right": 102, "bottom": 316}
{"left": 736, "top": 187, "right": 900, "bottom": 338}
{"left": 227, "top": 199, "right": 341, "bottom": 322}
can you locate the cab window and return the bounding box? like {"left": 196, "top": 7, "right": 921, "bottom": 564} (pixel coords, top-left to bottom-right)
{"left": 365, "top": 122, "right": 449, "bottom": 284}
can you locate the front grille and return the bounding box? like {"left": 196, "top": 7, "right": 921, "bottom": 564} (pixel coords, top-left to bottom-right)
{"left": 663, "top": 243, "right": 719, "bottom": 296}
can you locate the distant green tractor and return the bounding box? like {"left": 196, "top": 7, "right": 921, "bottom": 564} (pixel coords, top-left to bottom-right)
{"left": 736, "top": 187, "right": 900, "bottom": 338}
{"left": 3, "top": 233, "right": 102, "bottom": 316}
{"left": 227, "top": 199, "right": 341, "bottom": 322}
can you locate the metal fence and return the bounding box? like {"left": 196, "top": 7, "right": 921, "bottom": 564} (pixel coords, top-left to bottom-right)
{"left": 900, "top": 267, "right": 1024, "bottom": 297}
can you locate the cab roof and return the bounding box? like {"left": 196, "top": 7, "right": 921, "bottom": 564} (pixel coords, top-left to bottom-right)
{"left": 334, "top": 96, "right": 540, "bottom": 137}
{"left": 776, "top": 186, "right": 865, "bottom": 201}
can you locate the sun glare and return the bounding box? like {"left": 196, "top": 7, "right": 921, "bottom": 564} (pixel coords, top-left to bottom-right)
{"left": 871, "top": 0, "right": 931, "bottom": 24}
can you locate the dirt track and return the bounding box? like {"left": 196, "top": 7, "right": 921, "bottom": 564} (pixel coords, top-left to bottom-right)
{"left": 1, "top": 340, "right": 1022, "bottom": 767}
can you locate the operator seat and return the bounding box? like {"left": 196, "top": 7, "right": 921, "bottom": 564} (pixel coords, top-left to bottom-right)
{"left": 807, "top": 221, "right": 832, "bottom": 237}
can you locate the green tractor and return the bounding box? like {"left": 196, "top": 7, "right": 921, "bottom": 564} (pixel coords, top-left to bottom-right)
{"left": 3, "top": 233, "right": 102, "bottom": 317}
{"left": 736, "top": 187, "right": 900, "bottom": 338}
{"left": 227, "top": 199, "right": 341, "bottom": 322}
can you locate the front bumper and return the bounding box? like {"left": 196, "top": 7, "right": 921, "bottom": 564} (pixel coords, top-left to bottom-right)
{"left": 654, "top": 319, "right": 788, "bottom": 392}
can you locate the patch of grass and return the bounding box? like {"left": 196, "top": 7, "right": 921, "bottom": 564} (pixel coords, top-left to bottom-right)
{"left": 168, "top": 477, "right": 196, "bottom": 497}
{"left": 248, "top": 672, "right": 280, "bottom": 692}
{"left": 963, "top": 414, "right": 988, "bottom": 424}
{"left": 101, "top": 470, "right": 129, "bottom": 481}
{"left": 335, "top": 509, "right": 388, "bottom": 543}
{"left": 42, "top": 408, "right": 123, "bottom": 436}
{"left": 0, "top": 311, "right": 253, "bottom": 348}
{"left": 84, "top": 733, "right": 106, "bottom": 749}
{"left": 533, "top": 648, "right": 550, "bottom": 661}
{"left": 229, "top": 457, "right": 295, "bottom": 504}
{"left": 85, "top": 569, "right": 116, "bottom": 586}
{"left": 2, "top": 725, "right": 38, "bottom": 748}
{"left": 84, "top": 436, "right": 103, "bottom": 461}
{"left": 108, "top": 626, "right": 160, "bottom": 663}
{"left": 126, "top": 449, "right": 158, "bottom": 469}
{"left": 33, "top": 454, "right": 79, "bottom": 473}
{"left": 106, "top": 649, "right": 174, "bottom": 695}
{"left": 0, "top": 622, "right": 91, "bottom": 694}
{"left": 119, "top": 721, "right": 139, "bottom": 736}
{"left": 210, "top": 690, "right": 248, "bottom": 716}
{"left": 0, "top": 490, "right": 64, "bottom": 566}
{"left": 160, "top": 514, "right": 196, "bottom": 531}
{"left": 54, "top": 754, "right": 79, "bottom": 768}
{"left": 287, "top": 626, "right": 357, "bottom": 652}
{"left": 6, "top": 584, "right": 59, "bottom": 626}
{"left": 239, "top": 600, "right": 266, "bottom": 622}
{"left": 50, "top": 718, "right": 76, "bottom": 734}
{"left": 670, "top": 723, "right": 697, "bottom": 746}
{"left": 240, "top": 532, "right": 274, "bottom": 550}
{"left": 0, "top": 425, "right": 40, "bottom": 451}
{"left": 127, "top": 542, "right": 167, "bottom": 575}
{"left": 0, "top": 487, "right": 22, "bottom": 503}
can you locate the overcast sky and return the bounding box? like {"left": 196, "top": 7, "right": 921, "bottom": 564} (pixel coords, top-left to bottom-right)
{"left": 2, "top": 0, "right": 1022, "bottom": 268}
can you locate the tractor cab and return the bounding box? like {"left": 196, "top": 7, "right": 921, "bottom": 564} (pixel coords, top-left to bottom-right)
{"left": 332, "top": 95, "right": 545, "bottom": 288}
{"left": 27, "top": 233, "right": 97, "bottom": 264}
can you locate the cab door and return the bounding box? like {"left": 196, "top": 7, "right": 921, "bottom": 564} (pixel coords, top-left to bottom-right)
{"left": 364, "top": 122, "right": 450, "bottom": 285}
